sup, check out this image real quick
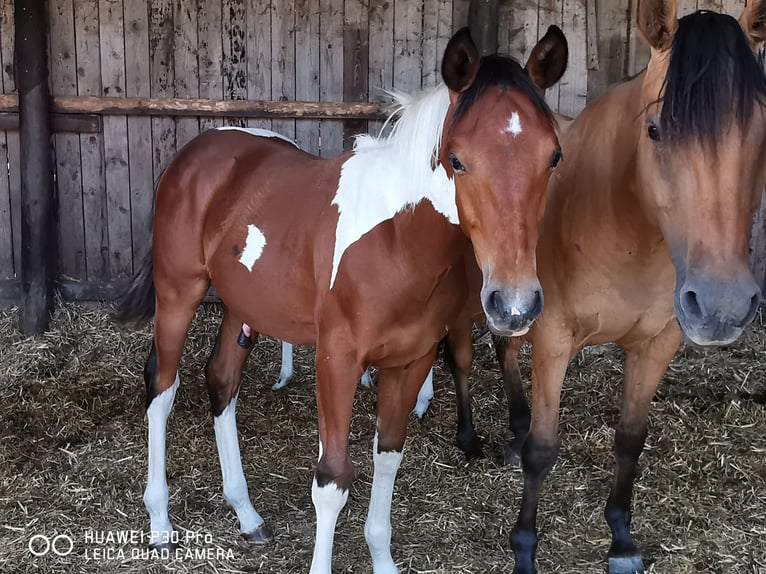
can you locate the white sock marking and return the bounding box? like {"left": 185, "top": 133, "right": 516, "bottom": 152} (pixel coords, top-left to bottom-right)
{"left": 310, "top": 478, "right": 349, "bottom": 574}
{"left": 329, "top": 85, "right": 459, "bottom": 289}
{"left": 215, "top": 126, "right": 299, "bottom": 147}
{"left": 273, "top": 341, "right": 294, "bottom": 389}
{"left": 214, "top": 395, "right": 265, "bottom": 535}
{"left": 144, "top": 374, "right": 179, "bottom": 546}
{"left": 413, "top": 368, "right": 434, "bottom": 418}
{"left": 360, "top": 368, "right": 373, "bottom": 388}
{"left": 365, "top": 432, "right": 403, "bottom": 574}
{"left": 504, "top": 112, "right": 523, "bottom": 137}
{"left": 238, "top": 224, "right": 267, "bottom": 272}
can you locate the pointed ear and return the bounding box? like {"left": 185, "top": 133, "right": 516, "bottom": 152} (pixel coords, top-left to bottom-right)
{"left": 638, "top": 0, "right": 678, "bottom": 52}
{"left": 524, "top": 25, "right": 568, "bottom": 91}
{"left": 739, "top": 0, "right": 766, "bottom": 50}
{"left": 441, "top": 27, "right": 481, "bottom": 95}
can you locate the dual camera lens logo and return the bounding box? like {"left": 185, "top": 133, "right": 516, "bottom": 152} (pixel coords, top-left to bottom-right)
{"left": 28, "top": 534, "right": 74, "bottom": 557}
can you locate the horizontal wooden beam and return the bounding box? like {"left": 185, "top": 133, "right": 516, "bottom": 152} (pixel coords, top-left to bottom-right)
{"left": 0, "top": 112, "right": 102, "bottom": 133}
{"left": 0, "top": 94, "right": 388, "bottom": 120}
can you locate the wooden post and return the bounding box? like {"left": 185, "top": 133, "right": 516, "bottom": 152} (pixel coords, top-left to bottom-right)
{"left": 16, "top": 0, "right": 55, "bottom": 334}
{"left": 469, "top": 0, "right": 500, "bottom": 56}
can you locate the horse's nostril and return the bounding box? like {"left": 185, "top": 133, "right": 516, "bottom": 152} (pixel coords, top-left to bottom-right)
{"left": 681, "top": 288, "right": 702, "bottom": 319}
{"left": 488, "top": 290, "right": 504, "bottom": 316}
{"left": 530, "top": 289, "right": 543, "bottom": 317}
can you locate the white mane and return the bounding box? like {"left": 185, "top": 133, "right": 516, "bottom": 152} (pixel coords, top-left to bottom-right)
{"left": 329, "top": 84, "right": 458, "bottom": 289}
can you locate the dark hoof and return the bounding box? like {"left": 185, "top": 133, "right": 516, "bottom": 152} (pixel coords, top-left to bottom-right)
{"left": 608, "top": 554, "right": 645, "bottom": 574}
{"left": 242, "top": 523, "right": 273, "bottom": 544}
{"left": 457, "top": 431, "right": 485, "bottom": 459}
{"left": 149, "top": 541, "right": 177, "bottom": 553}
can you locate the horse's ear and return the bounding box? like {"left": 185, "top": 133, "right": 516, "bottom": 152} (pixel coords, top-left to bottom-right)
{"left": 524, "top": 25, "right": 568, "bottom": 91}
{"left": 441, "top": 27, "right": 481, "bottom": 95}
{"left": 739, "top": 0, "right": 766, "bottom": 50}
{"left": 638, "top": 0, "right": 678, "bottom": 52}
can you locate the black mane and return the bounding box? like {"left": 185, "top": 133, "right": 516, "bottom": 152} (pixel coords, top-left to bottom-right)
{"left": 453, "top": 54, "right": 554, "bottom": 127}
{"left": 660, "top": 10, "right": 766, "bottom": 144}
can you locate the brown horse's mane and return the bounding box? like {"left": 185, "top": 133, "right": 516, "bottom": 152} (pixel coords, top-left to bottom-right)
{"left": 452, "top": 55, "right": 555, "bottom": 128}
{"left": 660, "top": 10, "right": 766, "bottom": 144}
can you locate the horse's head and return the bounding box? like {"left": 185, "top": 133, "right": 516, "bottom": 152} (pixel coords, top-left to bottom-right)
{"left": 636, "top": 0, "right": 766, "bottom": 345}
{"left": 439, "top": 27, "right": 567, "bottom": 336}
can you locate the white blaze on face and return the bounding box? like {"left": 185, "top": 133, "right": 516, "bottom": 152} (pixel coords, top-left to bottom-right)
{"left": 504, "top": 112, "right": 523, "bottom": 138}
{"left": 239, "top": 224, "right": 267, "bottom": 272}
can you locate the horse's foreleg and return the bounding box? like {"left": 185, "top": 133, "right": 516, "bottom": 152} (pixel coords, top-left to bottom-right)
{"left": 412, "top": 368, "right": 434, "bottom": 418}
{"left": 445, "top": 325, "right": 483, "bottom": 458}
{"left": 144, "top": 285, "right": 207, "bottom": 548}
{"left": 606, "top": 323, "right": 681, "bottom": 574}
{"left": 511, "top": 337, "right": 571, "bottom": 574}
{"left": 365, "top": 350, "right": 436, "bottom": 574}
{"left": 273, "top": 340, "right": 295, "bottom": 389}
{"left": 493, "top": 335, "right": 530, "bottom": 466}
{"left": 206, "top": 310, "right": 272, "bottom": 543}
{"left": 310, "top": 348, "right": 364, "bottom": 574}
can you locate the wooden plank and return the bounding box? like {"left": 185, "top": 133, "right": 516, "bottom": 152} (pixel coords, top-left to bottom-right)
{"left": 149, "top": 0, "right": 177, "bottom": 184}
{"left": 198, "top": 0, "right": 223, "bottom": 131}
{"left": 319, "top": 0, "right": 344, "bottom": 156}
{"left": 223, "top": 0, "right": 248, "bottom": 128}
{"left": 246, "top": 0, "right": 272, "bottom": 130}
{"left": 368, "top": 0, "right": 394, "bottom": 135}
{"left": 0, "top": 113, "right": 101, "bottom": 133}
{"left": 2, "top": 0, "right": 19, "bottom": 280}
{"left": 295, "top": 0, "right": 320, "bottom": 154}
{"left": 678, "top": 0, "right": 699, "bottom": 17}
{"left": 558, "top": 0, "right": 587, "bottom": 116}
{"left": 453, "top": 0, "right": 470, "bottom": 29}
{"left": 586, "top": 0, "right": 630, "bottom": 102}
{"left": 100, "top": 0, "right": 132, "bottom": 279}
{"left": 393, "top": 0, "right": 423, "bottom": 93}
{"left": 539, "top": 0, "right": 563, "bottom": 112}
{"left": 0, "top": 0, "right": 15, "bottom": 279}
{"left": 423, "top": 0, "right": 453, "bottom": 87}
{"left": 469, "top": 0, "right": 499, "bottom": 55}
{"left": 16, "top": 0, "right": 55, "bottom": 333}
{"left": 74, "top": 0, "right": 109, "bottom": 282}
{"left": 174, "top": 0, "right": 200, "bottom": 149}
{"left": 343, "top": 0, "right": 369, "bottom": 148}
{"left": 627, "top": 0, "right": 650, "bottom": 76}
{"left": 272, "top": 0, "right": 297, "bottom": 139}
{"left": 505, "top": 0, "right": 539, "bottom": 68}
{"left": 124, "top": 0, "right": 154, "bottom": 269}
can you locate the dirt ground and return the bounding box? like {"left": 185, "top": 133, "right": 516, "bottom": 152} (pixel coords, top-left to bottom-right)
{"left": 0, "top": 301, "right": 764, "bottom": 573}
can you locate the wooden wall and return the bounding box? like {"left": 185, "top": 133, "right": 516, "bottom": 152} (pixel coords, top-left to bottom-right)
{"left": 0, "top": 0, "right": 763, "bottom": 294}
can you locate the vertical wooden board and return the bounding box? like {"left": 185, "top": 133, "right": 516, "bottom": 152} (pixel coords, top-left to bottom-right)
{"left": 319, "top": 0, "right": 343, "bottom": 157}
{"left": 295, "top": 0, "right": 320, "bottom": 154}
{"left": 246, "top": 0, "right": 272, "bottom": 130}
{"left": 696, "top": 0, "right": 724, "bottom": 10}
{"left": 0, "top": 1, "right": 13, "bottom": 278}
{"left": 677, "top": 0, "right": 699, "bottom": 16}
{"left": 124, "top": 0, "right": 154, "bottom": 269}
{"left": 100, "top": 0, "right": 132, "bottom": 279}
{"left": 198, "top": 0, "right": 224, "bottom": 131}
{"left": 586, "top": 0, "right": 629, "bottom": 102}
{"left": 558, "top": 0, "right": 587, "bottom": 116}
{"left": 150, "top": 0, "right": 177, "bottom": 183}
{"left": 75, "top": 0, "right": 109, "bottom": 281}
{"left": 720, "top": 0, "right": 745, "bottom": 15}
{"left": 49, "top": 0, "right": 85, "bottom": 280}
{"left": 506, "top": 0, "right": 538, "bottom": 68}
{"left": 1, "top": 0, "right": 19, "bottom": 280}
{"left": 343, "top": 0, "right": 369, "bottom": 147}
{"left": 393, "top": 0, "right": 423, "bottom": 93}
{"left": 423, "top": 0, "right": 452, "bottom": 87}
{"left": 539, "top": 0, "right": 563, "bottom": 111}
{"left": 223, "top": 0, "right": 248, "bottom": 127}
{"left": 272, "top": 0, "right": 297, "bottom": 139}
{"left": 368, "top": 0, "right": 394, "bottom": 135}
{"left": 627, "top": 0, "right": 650, "bottom": 76}
{"left": 453, "top": 0, "right": 470, "bottom": 28}
{"left": 175, "top": 0, "right": 200, "bottom": 149}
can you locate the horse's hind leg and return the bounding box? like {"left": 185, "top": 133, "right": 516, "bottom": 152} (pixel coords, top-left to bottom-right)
{"left": 605, "top": 323, "right": 680, "bottom": 574}
{"left": 493, "top": 335, "right": 530, "bottom": 466}
{"left": 206, "top": 309, "right": 272, "bottom": 543}
{"left": 364, "top": 350, "right": 436, "bottom": 574}
{"left": 144, "top": 281, "right": 208, "bottom": 548}
{"left": 445, "top": 324, "right": 484, "bottom": 458}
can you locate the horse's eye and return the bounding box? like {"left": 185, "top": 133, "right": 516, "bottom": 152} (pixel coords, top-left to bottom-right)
{"left": 647, "top": 122, "right": 661, "bottom": 142}
{"left": 449, "top": 152, "right": 466, "bottom": 174}
{"left": 550, "top": 148, "right": 563, "bottom": 168}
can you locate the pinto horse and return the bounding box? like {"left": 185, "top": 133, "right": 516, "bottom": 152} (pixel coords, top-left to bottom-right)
{"left": 491, "top": 2, "right": 766, "bottom": 573}
{"left": 117, "top": 28, "right": 564, "bottom": 573}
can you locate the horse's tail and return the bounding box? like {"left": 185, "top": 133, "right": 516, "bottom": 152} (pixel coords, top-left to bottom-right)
{"left": 113, "top": 249, "right": 156, "bottom": 324}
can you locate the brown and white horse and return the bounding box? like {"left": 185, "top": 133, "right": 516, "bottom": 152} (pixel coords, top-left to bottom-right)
{"left": 117, "top": 29, "right": 563, "bottom": 572}
{"left": 496, "top": 2, "right": 766, "bottom": 574}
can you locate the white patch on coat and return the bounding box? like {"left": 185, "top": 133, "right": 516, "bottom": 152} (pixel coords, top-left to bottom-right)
{"left": 504, "top": 112, "right": 523, "bottom": 137}
{"left": 329, "top": 85, "right": 459, "bottom": 289}
{"left": 215, "top": 126, "right": 299, "bottom": 148}
{"left": 238, "top": 224, "right": 267, "bottom": 272}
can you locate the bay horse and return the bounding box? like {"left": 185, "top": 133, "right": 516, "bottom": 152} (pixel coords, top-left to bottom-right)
{"left": 116, "top": 28, "right": 564, "bottom": 573}
{"left": 491, "top": 2, "right": 766, "bottom": 573}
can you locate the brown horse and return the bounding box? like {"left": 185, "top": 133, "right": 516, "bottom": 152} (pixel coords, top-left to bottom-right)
{"left": 493, "top": 2, "right": 766, "bottom": 574}
{"left": 116, "top": 29, "right": 564, "bottom": 573}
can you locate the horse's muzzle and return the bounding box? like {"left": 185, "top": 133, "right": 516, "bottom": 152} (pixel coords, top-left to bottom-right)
{"left": 675, "top": 271, "right": 761, "bottom": 345}
{"left": 482, "top": 281, "right": 543, "bottom": 336}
